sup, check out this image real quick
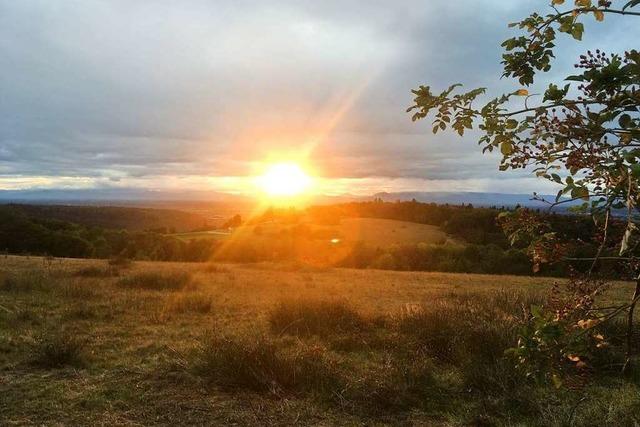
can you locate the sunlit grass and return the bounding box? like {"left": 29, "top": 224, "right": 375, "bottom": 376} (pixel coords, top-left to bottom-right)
{"left": 0, "top": 255, "right": 638, "bottom": 425}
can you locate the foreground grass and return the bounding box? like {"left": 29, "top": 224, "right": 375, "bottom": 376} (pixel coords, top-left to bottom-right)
{"left": 0, "top": 256, "right": 639, "bottom": 426}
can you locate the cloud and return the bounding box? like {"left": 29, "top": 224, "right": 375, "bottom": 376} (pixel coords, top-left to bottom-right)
{"left": 0, "top": 0, "right": 637, "bottom": 193}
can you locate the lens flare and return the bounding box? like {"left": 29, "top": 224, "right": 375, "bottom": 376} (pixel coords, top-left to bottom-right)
{"left": 257, "top": 162, "right": 312, "bottom": 197}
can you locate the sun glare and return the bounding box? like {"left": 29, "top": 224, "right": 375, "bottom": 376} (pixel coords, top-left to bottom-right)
{"left": 257, "top": 162, "right": 312, "bottom": 197}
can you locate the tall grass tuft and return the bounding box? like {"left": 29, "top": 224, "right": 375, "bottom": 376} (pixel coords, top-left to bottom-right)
{"left": 108, "top": 256, "right": 133, "bottom": 269}
{"left": 75, "top": 265, "right": 120, "bottom": 278}
{"left": 192, "top": 333, "right": 342, "bottom": 395}
{"left": 167, "top": 293, "right": 213, "bottom": 313}
{"left": 0, "top": 270, "right": 50, "bottom": 293}
{"left": 57, "top": 280, "right": 97, "bottom": 299}
{"left": 268, "top": 298, "right": 369, "bottom": 337}
{"left": 116, "top": 271, "right": 192, "bottom": 291}
{"left": 31, "top": 332, "right": 86, "bottom": 368}
{"left": 202, "top": 263, "right": 229, "bottom": 273}
{"left": 395, "top": 289, "right": 545, "bottom": 397}
{"left": 339, "top": 352, "right": 441, "bottom": 414}
{"left": 398, "top": 290, "right": 544, "bottom": 360}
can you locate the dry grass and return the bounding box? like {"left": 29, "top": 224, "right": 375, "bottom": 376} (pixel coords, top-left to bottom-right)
{"left": 116, "top": 271, "right": 192, "bottom": 291}
{"left": 166, "top": 292, "right": 213, "bottom": 313}
{"left": 192, "top": 333, "right": 341, "bottom": 394}
{"left": 0, "top": 255, "right": 638, "bottom": 426}
{"left": 75, "top": 265, "right": 120, "bottom": 277}
{"left": 268, "top": 298, "right": 370, "bottom": 337}
{"left": 30, "top": 331, "right": 86, "bottom": 369}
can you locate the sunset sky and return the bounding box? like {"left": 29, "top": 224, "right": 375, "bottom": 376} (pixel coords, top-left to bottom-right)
{"left": 2, "top": 1, "right": 639, "bottom": 197}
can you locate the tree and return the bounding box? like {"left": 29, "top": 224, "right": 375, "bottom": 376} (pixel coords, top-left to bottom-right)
{"left": 408, "top": 0, "right": 640, "bottom": 379}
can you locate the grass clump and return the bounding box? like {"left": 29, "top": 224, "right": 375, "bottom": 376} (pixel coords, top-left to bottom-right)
{"left": 192, "top": 333, "right": 342, "bottom": 395}
{"left": 58, "top": 280, "right": 97, "bottom": 299}
{"left": 397, "top": 289, "right": 544, "bottom": 365}
{"left": 108, "top": 256, "right": 133, "bottom": 269}
{"left": 31, "top": 331, "right": 86, "bottom": 369}
{"left": 269, "top": 298, "right": 369, "bottom": 337}
{"left": 340, "top": 353, "right": 442, "bottom": 415}
{"left": 0, "top": 270, "right": 50, "bottom": 293}
{"left": 202, "top": 263, "right": 229, "bottom": 273}
{"left": 117, "top": 271, "right": 192, "bottom": 291}
{"left": 167, "top": 293, "right": 213, "bottom": 314}
{"left": 75, "top": 265, "right": 119, "bottom": 278}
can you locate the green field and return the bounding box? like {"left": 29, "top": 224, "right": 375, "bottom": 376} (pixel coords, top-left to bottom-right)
{"left": 172, "top": 217, "right": 457, "bottom": 248}
{"left": 1, "top": 256, "right": 639, "bottom": 426}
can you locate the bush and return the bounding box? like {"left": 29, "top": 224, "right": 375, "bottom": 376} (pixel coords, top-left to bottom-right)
{"left": 31, "top": 332, "right": 86, "bottom": 368}
{"left": 269, "top": 298, "right": 369, "bottom": 337}
{"left": 116, "top": 271, "right": 191, "bottom": 291}
{"left": 192, "top": 333, "right": 342, "bottom": 395}
{"left": 370, "top": 253, "right": 397, "bottom": 270}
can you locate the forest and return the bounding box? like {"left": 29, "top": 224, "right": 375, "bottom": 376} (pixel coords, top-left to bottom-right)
{"left": 0, "top": 201, "right": 619, "bottom": 278}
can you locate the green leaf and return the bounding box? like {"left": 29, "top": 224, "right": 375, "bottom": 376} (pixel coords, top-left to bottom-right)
{"left": 500, "top": 141, "right": 514, "bottom": 155}
{"left": 571, "top": 187, "right": 590, "bottom": 201}
{"left": 619, "top": 114, "right": 632, "bottom": 129}
{"left": 571, "top": 23, "right": 584, "bottom": 41}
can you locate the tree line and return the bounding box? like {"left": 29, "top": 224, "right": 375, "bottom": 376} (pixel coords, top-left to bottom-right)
{"left": 1, "top": 201, "right": 624, "bottom": 278}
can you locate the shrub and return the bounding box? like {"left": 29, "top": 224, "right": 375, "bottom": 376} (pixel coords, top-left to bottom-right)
{"left": 370, "top": 253, "right": 397, "bottom": 270}
{"left": 31, "top": 332, "right": 86, "bottom": 368}
{"left": 268, "top": 298, "right": 369, "bottom": 337}
{"left": 116, "top": 271, "right": 191, "bottom": 291}
{"left": 192, "top": 333, "right": 342, "bottom": 395}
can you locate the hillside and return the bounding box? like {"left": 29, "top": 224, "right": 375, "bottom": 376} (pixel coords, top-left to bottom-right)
{"left": 173, "top": 217, "right": 458, "bottom": 248}
{"left": 6, "top": 204, "right": 210, "bottom": 232}
{"left": 1, "top": 256, "right": 637, "bottom": 426}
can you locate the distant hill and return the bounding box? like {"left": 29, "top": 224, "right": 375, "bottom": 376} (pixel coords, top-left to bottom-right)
{"left": 0, "top": 187, "right": 574, "bottom": 209}
{"left": 0, "top": 188, "right": 245, "bottom": 203}
{"left": 371, "top": 191, "right": 575, "bottom": 208}
{"left": 7, "top": 204, "right": 210, "bottom": 232}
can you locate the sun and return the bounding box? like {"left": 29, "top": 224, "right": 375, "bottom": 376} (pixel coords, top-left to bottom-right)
{"left": 256, "top": 162, "right": 312, "bottom": 197}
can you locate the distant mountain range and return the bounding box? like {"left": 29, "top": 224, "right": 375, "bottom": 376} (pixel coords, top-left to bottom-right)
{"left": 0, "top": 188, "right": 246, "bottom": 203}
{"left": 0, "top": 188, "right": 570, "bottom": 208}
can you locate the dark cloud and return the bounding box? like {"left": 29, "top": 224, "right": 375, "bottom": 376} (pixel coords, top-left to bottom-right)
{"left": 1, "top": 0, "right": 637, "bottom": 192}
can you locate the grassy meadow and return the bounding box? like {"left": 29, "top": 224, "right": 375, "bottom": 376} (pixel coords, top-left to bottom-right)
{"left": 1, "top": 255, "right": 639, "bottom": 426}
{"left": 171, "top": 217, "right": 456, "bottom": 247}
